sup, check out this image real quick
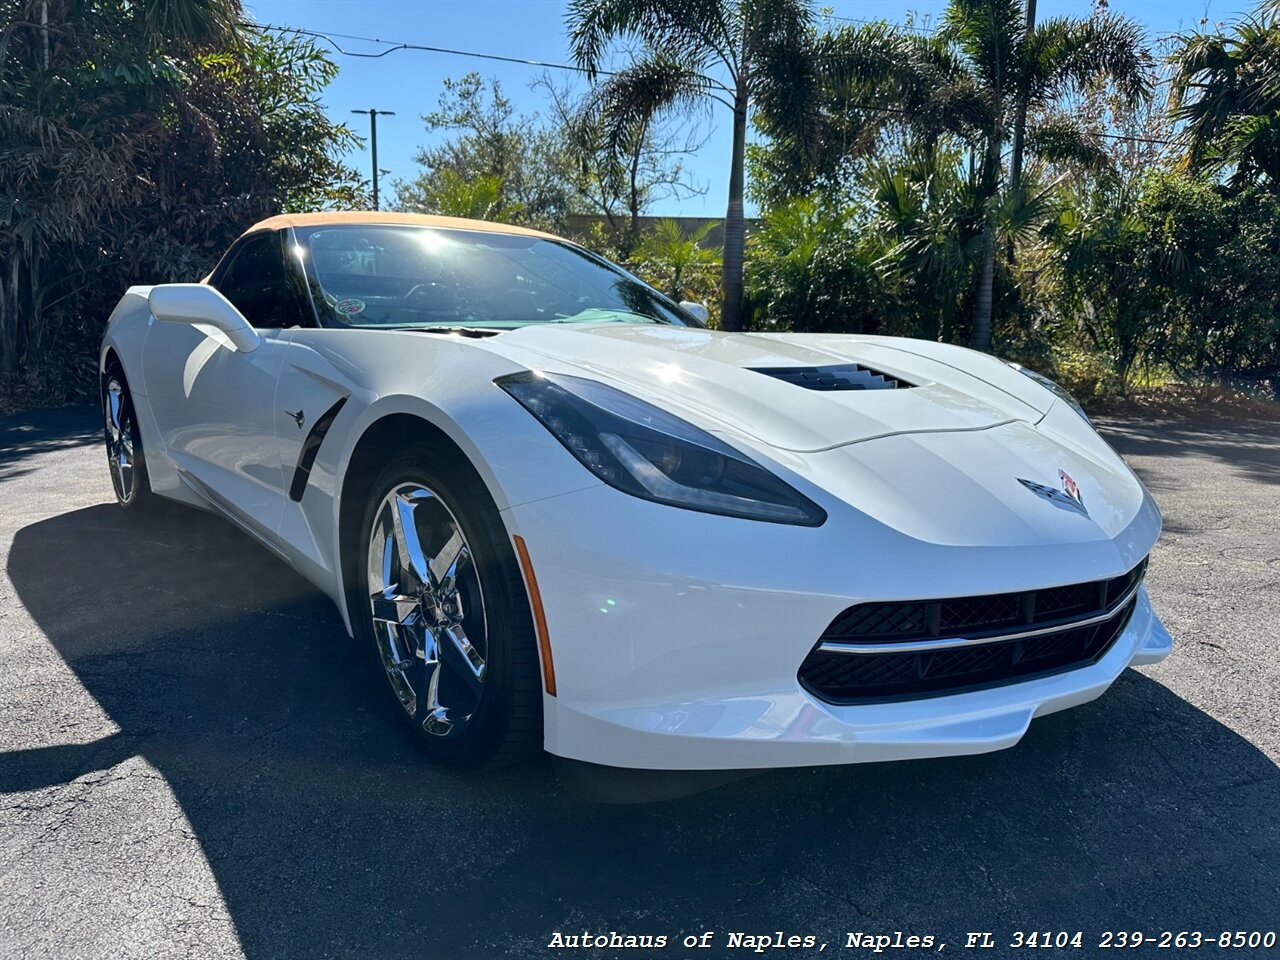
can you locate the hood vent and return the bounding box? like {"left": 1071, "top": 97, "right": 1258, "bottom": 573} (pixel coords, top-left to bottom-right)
{"left": 749, "top": 364, "right": 913, "bottom": 391}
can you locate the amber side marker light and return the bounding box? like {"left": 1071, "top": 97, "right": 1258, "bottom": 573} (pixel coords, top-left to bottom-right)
{"left": 513, "top": 535, "right": 556, "bottom": 696}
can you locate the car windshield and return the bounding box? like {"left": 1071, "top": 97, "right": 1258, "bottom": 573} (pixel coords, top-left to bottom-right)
{"left": 293, "top": 224, "right": 697, "bottom": 329}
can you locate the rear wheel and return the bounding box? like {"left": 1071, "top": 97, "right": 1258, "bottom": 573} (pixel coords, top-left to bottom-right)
{"left": 102, "top": 365, "right": 152, "bottom": 510}
{"left": 353, "top": 444, "right": 542, "bottom": 768}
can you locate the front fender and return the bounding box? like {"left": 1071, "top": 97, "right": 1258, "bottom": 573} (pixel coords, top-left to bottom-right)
{"left": 274, "top": 329, "right": 602, "bottom": 635}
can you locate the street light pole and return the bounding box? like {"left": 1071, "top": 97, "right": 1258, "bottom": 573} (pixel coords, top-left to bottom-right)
{"left": 352, "top": 108, "right": 395, "bottom": 210}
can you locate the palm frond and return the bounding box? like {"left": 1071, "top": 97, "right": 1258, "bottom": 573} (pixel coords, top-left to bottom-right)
{"left": 1026, "top": 115, "right": 1110, "bottom": 171}
{"left": 1027, "top": 14, "right": 1151, "bottom": 107}
{"left": 752, "top": 5, "right": 825, "bottom": 150}
{"left": 1217, "top": 111, "right": 1280, "bottom": 183}
{"left": 138, "top": 0, "right": 246, "bottom": 49}
{"left": 634, "top": 218, "right": 721, "bottom": 299}
{"left": 940, "top": 0, "right": 1024, "bottom": 98}
{"left": 813, "top": 22, "right": 913, "bottom": 92}
{"left": 566, "top": 0, "right": 730, "bottom": 77}
{"left": 755, "top": 21, "right": 903, "bottom": 177}
{"left": 900, "top": 33, "right": 993, "bottom": 135}
{"left": 591, "top": 53, "right": 713, "bottom": 161}
{"left": 1169, "top": 13, "right": 1280, "bottom": 181}
{"left": 742, "top": 0, "right": 814, "bottom": 62}
{"left": 994, "top": 179, "right": 1060, "bottom": 245}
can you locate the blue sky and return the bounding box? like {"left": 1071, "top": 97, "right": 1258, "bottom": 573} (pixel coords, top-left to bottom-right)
{"left": 245, "top": 0, "right": 1249, "bottom": 216}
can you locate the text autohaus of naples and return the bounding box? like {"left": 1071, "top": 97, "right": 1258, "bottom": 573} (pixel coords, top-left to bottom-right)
{"left": 544, "top": 930, "right": 941, "bottom": 950}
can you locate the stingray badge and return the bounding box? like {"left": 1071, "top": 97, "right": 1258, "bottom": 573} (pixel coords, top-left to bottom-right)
{"left": 1018, "top": 469, "right": 1088, "bottom": 517}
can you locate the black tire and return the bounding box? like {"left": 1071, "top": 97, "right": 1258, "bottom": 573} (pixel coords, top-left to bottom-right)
{"left": 102, "top": 362, "right": 153, "bottom": 511}
{"left": 352, "top": 442, "right": 542, "bottom": 769}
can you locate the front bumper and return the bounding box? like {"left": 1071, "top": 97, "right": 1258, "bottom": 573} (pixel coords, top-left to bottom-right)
{"left": 504, "top": 478, "right": 1169, "bottom": 771}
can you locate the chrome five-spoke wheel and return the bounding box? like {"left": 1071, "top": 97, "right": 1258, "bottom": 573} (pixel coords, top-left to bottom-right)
{"left": 367, "top": 483, "right": 488, "bottom": 738}
{"left": 104, "top": 373, "right": 144, "bottom": 506}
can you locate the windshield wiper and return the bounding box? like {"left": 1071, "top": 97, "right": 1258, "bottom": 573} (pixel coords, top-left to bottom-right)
{"left": 402, "top": 326, "right": 504, "bottom": 338}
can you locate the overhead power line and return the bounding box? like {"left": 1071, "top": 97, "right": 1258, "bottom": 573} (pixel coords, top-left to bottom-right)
{"left": 251, "top": 21, "right": 735, "bottom": 96}
{"left": 255, "top": 22, "right": 602, "bottom": 72}
{"left": 250, "top": 21, "right": 1183, "bottom": 148}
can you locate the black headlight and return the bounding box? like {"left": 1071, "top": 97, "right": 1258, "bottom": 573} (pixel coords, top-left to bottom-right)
{"left": 497, "top": 372, "right": 826, "bottom": 526}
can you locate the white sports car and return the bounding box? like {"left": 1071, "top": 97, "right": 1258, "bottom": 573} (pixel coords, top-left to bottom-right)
{"left": 99, "top": 212, "right": 1171, "bottom": 770}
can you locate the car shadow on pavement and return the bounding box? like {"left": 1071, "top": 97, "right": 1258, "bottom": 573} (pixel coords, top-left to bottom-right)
{"left": 0, "top": 406, "right": 99, "bottom": 483}
{"left": 6, "top": 502, "right": 1280, "bottom": 958}
{"left": 1098, "top": 415, "right": 1280, "bottom": 489}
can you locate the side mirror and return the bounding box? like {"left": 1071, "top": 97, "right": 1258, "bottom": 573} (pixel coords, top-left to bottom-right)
{"left": 148, "top": 284, "right": 261, "bottom": 353}
{"left": 679, "top": 300, "right": 710, "bottom": 325}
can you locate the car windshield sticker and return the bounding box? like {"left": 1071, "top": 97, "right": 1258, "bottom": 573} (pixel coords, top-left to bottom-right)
{"left": 335, "top": 297, "right": 365, "bottom": 316}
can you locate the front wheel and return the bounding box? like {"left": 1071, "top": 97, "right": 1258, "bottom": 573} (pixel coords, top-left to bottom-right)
{"left": 353, "top": 444, "right": 542, "bottom": 768}
{"left": 102, "top": 365, "right": 152, "bottom": 510}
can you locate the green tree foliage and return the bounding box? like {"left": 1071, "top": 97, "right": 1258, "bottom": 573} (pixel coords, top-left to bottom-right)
{"left": 1138, "top": 175, "right": 1279, "bottom": 382}
{"left": 396, "top": 72, "right": 703, "bottom": 253}
{"left": 412, "top": 171, "right": 523, "bottom": 222}
{"left": 632, "top": 219, "right": 720, "bottom": 307}
{"left": 748, "top": 1, "right": 1280, "bottom": 397}
{"left": 867, "top": 143, "right": 988, "bottom": 345}
{"left": 754, "top": 0, "right": 1151, "bottom": 352}
{"left": 749, "top": 143, "right": 1279, "bottom": 396}
{"left": 535, "top": 74, "right": 706, "bottom": 258}
{"left": 748, "top": 140, "right": 1059, "bottom": 345}
{"left": 5, "top": 0, "right": 1279, "bottom": 410}
{"left": 396, "top": 74, "right": 568, "bottom": 230}
{"left": 1049, "top": 171, "right": 1280, "bottom": 391}
{"left": 746, "top": 196, "right": 880, "bottom": 335}
{"left": 567, "top": 0, "right": 815, "bottom": 332}
{"left": 741, "top": 0, "right": 1280, "bottom": 395}
{"left": 1051, "top": 181, "right": 1164, "bottom": 387}
{"left": 1171, "top": 8, "right": 1280, "bottom": 185}
{"left": 0, "top": 0, "right": 363, "bottom": 399}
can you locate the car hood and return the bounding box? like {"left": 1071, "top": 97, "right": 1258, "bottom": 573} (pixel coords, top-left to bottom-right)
{"left": 799, "top": 417, "right": 1153, "bottom": 547}
{"left": 483, "top": 324, "right": 1049, "bottom": 452}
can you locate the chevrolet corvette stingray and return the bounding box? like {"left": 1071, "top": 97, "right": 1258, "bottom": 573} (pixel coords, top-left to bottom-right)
{"left": 99, "top": 212, "right": 1171, "bottom": 769}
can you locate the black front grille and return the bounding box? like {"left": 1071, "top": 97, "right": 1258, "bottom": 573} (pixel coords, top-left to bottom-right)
{"left": 799, "top": 559, "right": 1147, "bottom": 704}
{"left": 749, "top": 364, "right": 914, "bottom": 391}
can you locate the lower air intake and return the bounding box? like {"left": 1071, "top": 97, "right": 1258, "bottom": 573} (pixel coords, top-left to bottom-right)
{"left": 799, "top": 559, "right": 1147, "bottom": 704}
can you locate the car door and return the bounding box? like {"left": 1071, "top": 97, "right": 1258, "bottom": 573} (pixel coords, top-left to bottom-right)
{"left": 140, "top": 229, "right": 313, "bottom": 540}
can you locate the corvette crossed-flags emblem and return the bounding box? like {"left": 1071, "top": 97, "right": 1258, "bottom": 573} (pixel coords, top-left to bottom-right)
{"left": 1017, "top": 469, "right": 1088, "bottom": 517}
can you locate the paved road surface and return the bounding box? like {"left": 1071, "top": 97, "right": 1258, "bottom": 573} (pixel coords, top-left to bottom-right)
{"left": 1, "top": 407, "right": 1277, "bottom": 959}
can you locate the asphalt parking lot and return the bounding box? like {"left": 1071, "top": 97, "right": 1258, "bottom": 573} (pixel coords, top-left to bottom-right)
{"left": 1, "top": 406, "right": 1277, "bottom": 959}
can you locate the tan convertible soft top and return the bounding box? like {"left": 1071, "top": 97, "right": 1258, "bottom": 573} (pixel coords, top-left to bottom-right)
{"left": 240, "top": 211, "right": 560, "bottom": 241}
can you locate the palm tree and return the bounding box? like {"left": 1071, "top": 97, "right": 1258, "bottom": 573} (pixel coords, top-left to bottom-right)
{"left": 567, "top": 0, "right": 813, "bottom": 331}
{"left": 762, "top": 1, "right": 1149, "bottom": 351}
{"left": 633, "top": 218, "right": 721, "bottom": 303}
{"left": 871, "top": 143, "right": 987, "bottom": 345}
{"left": 938, "top": 0, "right": 1150, "bottom": 351}
{"left": 745, "top": 194, "right": 876, "bottom": 334}
{"left": 871, "top": 139, "right": 1059, "bottom": 345}
{"left": 1170, "top": 8, "right": 1280, "bottom": 186}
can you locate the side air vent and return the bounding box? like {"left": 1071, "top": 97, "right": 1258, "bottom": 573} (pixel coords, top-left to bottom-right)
{"left": 749, "top": 364, "right": 913, "bottom": 391}
{"left": 289, "top": 397, "right": 348, "bottom": 502}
